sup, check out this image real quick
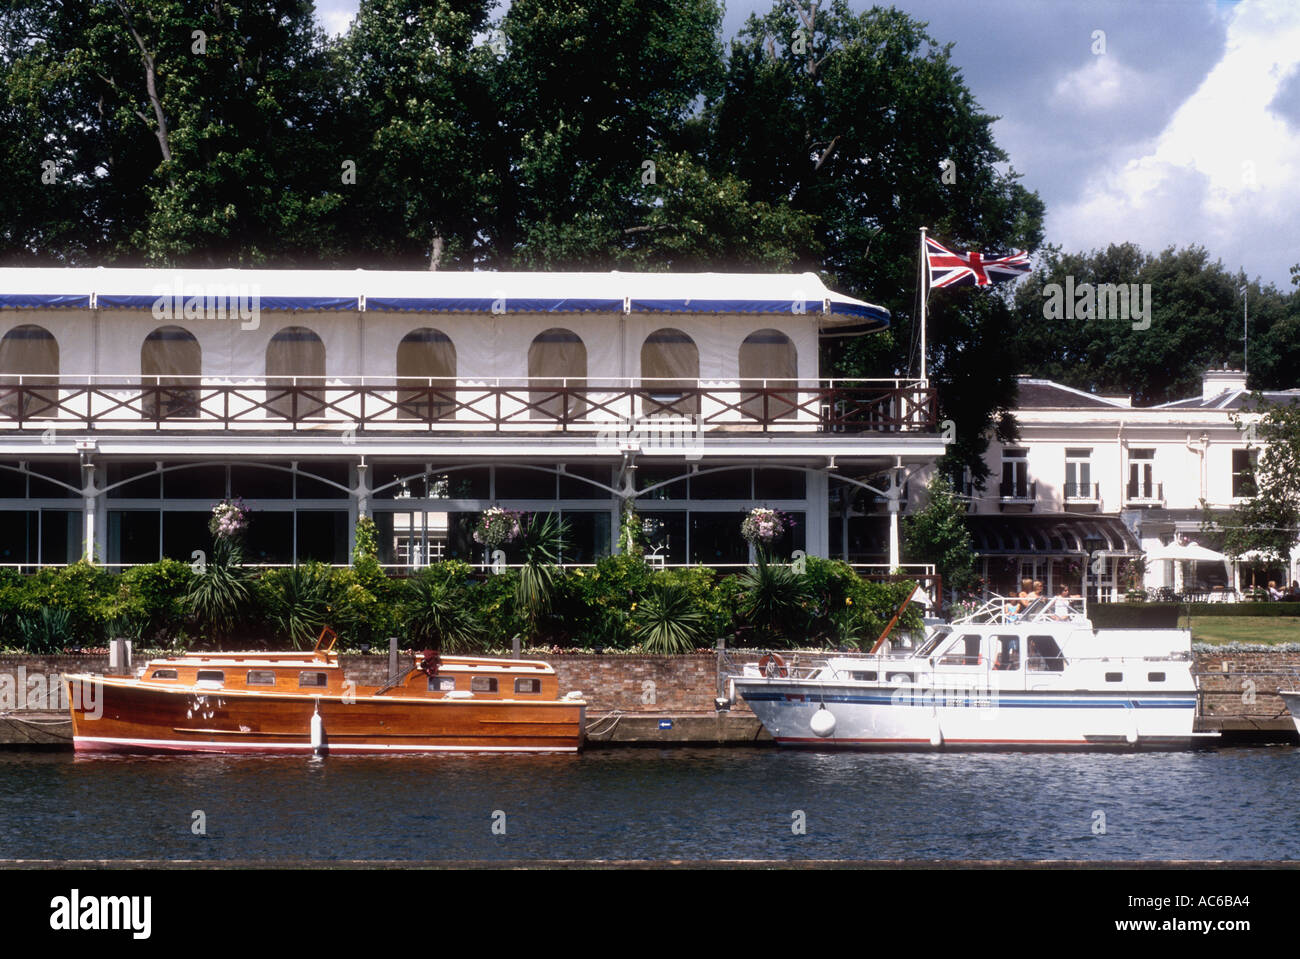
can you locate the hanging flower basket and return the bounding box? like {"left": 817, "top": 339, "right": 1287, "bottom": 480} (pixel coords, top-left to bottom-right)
{"left": 209, "top": 498, "right": 249, "bottom": 542}
{"left": 473, "top": 507, "right": 522, "bottom": 549}
{"left": 741, "top": 507, "right": 790, "bottom": 546}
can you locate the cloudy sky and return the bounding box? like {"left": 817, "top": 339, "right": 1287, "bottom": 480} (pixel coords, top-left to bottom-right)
{"left": 315, "top": 0, "right": 1300, "bottom": 289}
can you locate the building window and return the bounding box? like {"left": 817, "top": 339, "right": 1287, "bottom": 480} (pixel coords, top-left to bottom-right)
{"left": 1231, "top": 448, "right": 1257, "bottom": 498}
{"left": 641, "top": 328, "right": 700, "bottom": 416}
{"left": 266, "top": 327, "right": 326, "bottom": 419}
{"left": 1064, "top": 448, "right": 1093, "bottom": 499}
{"left": 0, "top": 325, "right": 59, "bottom": 419}
{"left": 528, "top": 328, "right": 587, "bottom": 420}
{"left": 396, "top": 328, "right": 456, "bottom": 421}
{"left": 1127, "top": 449, "right": 1156, "bottom": 500}
{"left": 739, "top": 329, "right": 797, "bottom": 420}
{"left": 1000, "top": 449, "right": 1030, "bottom": 499}
{"left": 141, "top": 326, "right": 201, "bottom": 419}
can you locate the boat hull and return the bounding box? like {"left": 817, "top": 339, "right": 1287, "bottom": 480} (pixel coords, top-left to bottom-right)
{"left": 737, "top": 681, "right": 1200, "bottom": 750}
{"left": 65, "top": 676, "right": 585, "bottom": 755}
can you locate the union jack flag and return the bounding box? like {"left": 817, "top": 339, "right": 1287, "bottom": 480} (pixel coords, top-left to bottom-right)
{"left": 925, "top": 236, "right": 1030, "bottom": 289}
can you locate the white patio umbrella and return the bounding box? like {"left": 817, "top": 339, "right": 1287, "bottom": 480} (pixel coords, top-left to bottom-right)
{"left": 1145, "top": 541, "right": 1227, "bottom": 594}
{"left": 1232, "top": 549, "right": 1274, "bottom": 590}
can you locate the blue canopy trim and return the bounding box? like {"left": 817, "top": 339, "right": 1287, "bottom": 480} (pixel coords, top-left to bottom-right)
{"left": 366, "top": 297, "right": 624, "bottom": 313}
{"left": 97, "top": 294, "right": 359, "bottom": 311}
{"left": 0, "top": 294, "right": 91, "bottom": 310}
{"left": 631, "top": 298, "right": 816, "bottom": 314}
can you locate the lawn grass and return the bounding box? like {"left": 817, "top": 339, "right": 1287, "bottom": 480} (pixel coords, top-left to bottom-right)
{"left": 1183, "top": 616, "right": 1300, "bottom": 645}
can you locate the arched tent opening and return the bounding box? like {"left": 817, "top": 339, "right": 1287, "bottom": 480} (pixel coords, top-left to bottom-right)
{"left": 641, "top": 328, "right": 699, "bottom": 416}
{"left": 266, "top": 326, "right": 325, "bottom": 419}
{"left": 141, "top": 326, "right": 201, "bottom": 419}
{"left": 397, "top": 328, "right": 457, "bottom": 421}
{"left": 739, "top": 329, "right": 797, "bottom": 421}
{"left": 528, "top": 328, "right": 587, "bottom": 420}
{"left": 0, "top": 325, "right": 58, "bottom": 419}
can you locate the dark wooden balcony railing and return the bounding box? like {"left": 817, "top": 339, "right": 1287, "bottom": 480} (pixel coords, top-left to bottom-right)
{"left": 0, "top": 377, "right": 937, "bottom": 434}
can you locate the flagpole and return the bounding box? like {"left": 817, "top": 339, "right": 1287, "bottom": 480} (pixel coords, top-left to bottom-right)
{"left": 919, "top": 226, "right": 929, "bottom": 384}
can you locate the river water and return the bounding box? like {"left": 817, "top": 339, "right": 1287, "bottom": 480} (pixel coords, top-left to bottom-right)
{"left": 2, "top": 747, "right": 1297, "bottom": 862}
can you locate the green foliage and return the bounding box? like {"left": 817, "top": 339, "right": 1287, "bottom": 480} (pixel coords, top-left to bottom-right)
{"left": 1209, "top": 397, "right": 1300, "bottom": 564}
{"left": 631, "top": 582, "right": 707, "bottom": 654}
{"left": 903, "top": 473, "right": 976, "bottom": 594}
{"left": 404, "top": 562, "right": 484, "bottom": 653}
{"left": 185, "top": 540, "right": 251, "bottom": 644}
{"left": 514, "top": 512, "right": 570, "bottom": 638}
{"left": 17, "top": 606, "right": 73, "bottom": 654}
{"left": 561, "top": 554, "right": 656, "bottom": 648}
{"left": 736, "top": 553, "right": 813, "bottom": 645}
{"left": 117, "top": 559, "right": 195, "bottom": 646}
{"left": 258, "top": 563, "right": 334, "bottom": 649}
{"left": 468, "top": 569, "right": 525, "bottom": 650}
{"left": 23, "top": 561, "right": 117, "bottom": 646}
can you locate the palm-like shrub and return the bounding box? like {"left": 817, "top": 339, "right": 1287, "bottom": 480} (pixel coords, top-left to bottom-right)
{"left": 186, "top": 539, "right": 251, "bottom": 644}
{"left": 737, "top": 553, "right": 812, "bottom": 646}
{"left": 515, "top": 512, "right": 570, "bottom": 638}
{"left": 260, "top": 562, "right": 333, "bottom": 649}
{"left": 405, "top": 564, "right": 483, "bottom": 653}
{"left": 631, "top": 582, "right": 706, "bottom": 654}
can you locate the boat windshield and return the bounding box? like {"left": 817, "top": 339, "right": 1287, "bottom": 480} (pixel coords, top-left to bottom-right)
{"left": 915, "top": 626, "right": 951, "bottom": 657}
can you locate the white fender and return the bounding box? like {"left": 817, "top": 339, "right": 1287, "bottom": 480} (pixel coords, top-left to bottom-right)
{"left": 810, "top": 705, "right": 836, "bottom": 738}
{"left": 310, "top": 700, "right": 325, "bottom": 754}
{"left": 930, "top": 719, "right": 943, "bottom": 747}
{"left": 1125, "top": 703, "right": 1139, "bottom": 745}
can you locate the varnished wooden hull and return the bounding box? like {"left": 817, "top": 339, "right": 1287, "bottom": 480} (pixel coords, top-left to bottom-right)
{"left": 65, "top": 676, "right": 585, "bottom": 754}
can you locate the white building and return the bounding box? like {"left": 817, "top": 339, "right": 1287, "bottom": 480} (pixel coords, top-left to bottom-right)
{"left": 926, "top": 368, "right": 1300, "bottom": 601}
{"left": 0, "top": 268, "right": 943, "bottom": 576}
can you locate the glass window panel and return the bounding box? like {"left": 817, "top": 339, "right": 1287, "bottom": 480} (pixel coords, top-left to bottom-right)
{"left": 28, "top": 462, "right": 80, "bottom": 499}
{"left": 639, "top": 511, "right": 686, "bottom": 564}
{"left": 495, "top": 467, "right": 555, "bottom": 500}
{"left": 109, "top": 510, "right": 159, "bottom": 565}
{"left": 0, "top": 468, "right": 26, "bottom": 498}
{"left": 296, "top": 463, "right": 350, "bottom": 499}
{"left": 689, "top": 512, "right": 750, "bottom": 565}
{"left": 754, "top": 468, "right": 805, "bottom": 500}
{"left": 690, "top": 468, "right": 749, "bottom": 500}
{"left": 244, "top": 511, "right": 294, "bottom": 564}
{"left": 297, "top": 510, "right": 348, "bottom": 563}
{"left": 559, "top": 464, "right": 613, "bottom": 500}
{"left": 635, "top": 467, "right": 686, "bottom": 500}
{"left": 0, "top": 511, "right": 36, "bottom": 564}
{"left": 560, "top": 510, "right": 612, "bottom": 563}
{"left": 162, "top": 463, "right": 227, "bottom": 499}
{"left": 43, "top": 510, "right": 81, "bottom": 564}
{"left": 231, "top": 465, "right": 293, "bottom": 499}
{"left": 162, "top": 511, "right": 213, "bottom": 561}
{"left": 106, "top": 463, "right": 161, "bottom": 499}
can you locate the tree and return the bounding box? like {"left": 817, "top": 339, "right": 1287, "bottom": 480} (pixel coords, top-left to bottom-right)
{"left": 708, "top": 0, "right": 1045, "bottom": 482}
{"left": 1011, "top": 243, "right": 1299, "bottom": 404}
{"left": 902, "top": 473, "right": 975, "bottom": 595}
{"left": 1210, "top": 397, "right": 1300, "bottom": 564}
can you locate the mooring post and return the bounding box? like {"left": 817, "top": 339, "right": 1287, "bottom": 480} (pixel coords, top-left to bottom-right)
{"left": 387, "top": 636, "right": 398, "bottom": 684}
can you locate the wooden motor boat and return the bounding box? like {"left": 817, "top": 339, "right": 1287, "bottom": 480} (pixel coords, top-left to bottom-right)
{"left": 63, "top": 629, "right": 586, "bottom": 754}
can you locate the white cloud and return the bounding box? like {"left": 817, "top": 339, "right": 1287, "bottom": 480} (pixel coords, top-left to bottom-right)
{"left": 1051, "top": 55, "right": 1146, "bottom": 114}
{"left": 1052, "top": 0, "right": 1300, "bottom": 285}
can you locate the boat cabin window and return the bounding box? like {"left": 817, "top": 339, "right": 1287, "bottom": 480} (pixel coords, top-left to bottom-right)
{"left": 1027, "top": 635, "right": 1065, "bottom": 672}
{"left": 247, "top": 670, "right": 277, "bottom": 686}
{"left": 195, "top": 670, "right": 225, "bottom": 684}
{"left": 427, "top": 676, "right": 456, "bottom": 691}
{"left": 851, "top": 671, "right": 878, "bottom": 682}
{"left": 939, "top": 634, "right": 983, "bottom": 666}
{"left": 1105, "top": 672, "right": 1123, "bottom": 683}
{"left": 299, "top": 672, "right": 329, "bottom": 688}
{"left": 991, "top": 636, "right": 1020, "bottom": 671}
{"left": 150, "top": 669, "right": 178, "bottom": 680}
{"left": 471, "top": 677, "right": 498, "bottom": 693}
{"left": 1148, "top": 672, "right": 1166, "bottom": 682}
{"left": 515, "top": 678, "right": 542, "bottom": 694}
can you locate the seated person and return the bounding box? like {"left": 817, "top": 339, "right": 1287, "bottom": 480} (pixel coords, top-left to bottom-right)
{"left": 1050, "top": 585, "right": 1073, "bottom": 620}
{"left": 1268, "top": 580, "right": 1284, "bottom": 601}
{"left": 1284, "top": 581, "right": 1300, "bottom": 602}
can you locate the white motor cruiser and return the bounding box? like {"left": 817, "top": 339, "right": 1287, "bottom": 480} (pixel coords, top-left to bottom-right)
{"left": 726, "top": 593, "right": 1212, "bottom": 749}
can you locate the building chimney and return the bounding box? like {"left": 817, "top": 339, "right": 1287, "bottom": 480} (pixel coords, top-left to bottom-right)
{"left": 1202, "top": 367, "right": 1247, "bottom": 401}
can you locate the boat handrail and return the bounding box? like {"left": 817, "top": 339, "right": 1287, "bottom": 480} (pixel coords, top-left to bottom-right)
{"left": 950, "top": 594, "right": 1087, "bottom": 626}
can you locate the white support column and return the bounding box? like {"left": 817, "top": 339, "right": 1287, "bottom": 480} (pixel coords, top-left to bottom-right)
{"left": 888, "top": 489, "right": 901, "bottom": 570}
{"left": 80, "top": 455, "right": 98, "bottom": 563}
